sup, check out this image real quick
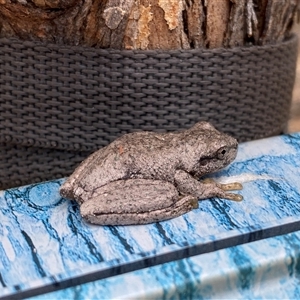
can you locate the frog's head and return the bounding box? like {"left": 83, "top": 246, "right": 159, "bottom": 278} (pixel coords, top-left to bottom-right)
{"left": 184, "top": 122, "right": 238, "bottom": 177}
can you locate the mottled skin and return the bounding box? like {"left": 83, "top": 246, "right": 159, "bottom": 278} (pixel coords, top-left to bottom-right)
{"left": 60, "top": 122, "right": 242, "bottom": 225}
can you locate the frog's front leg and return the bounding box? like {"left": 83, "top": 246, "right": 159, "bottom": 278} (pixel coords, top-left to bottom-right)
{"left": 174, "top": 170, "right": 243, "bottom": 202}
{"left": 79, "top": 179, "right": 198, "bottom": 225}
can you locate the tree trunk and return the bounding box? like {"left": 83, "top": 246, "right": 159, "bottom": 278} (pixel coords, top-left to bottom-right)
{"left": 0, "top": 0, "right": 299, "bottom": 49}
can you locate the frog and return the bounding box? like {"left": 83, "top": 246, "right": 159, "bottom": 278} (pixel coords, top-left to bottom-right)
{"left": 60, "top": 121, "right": 242, "bottom": 225}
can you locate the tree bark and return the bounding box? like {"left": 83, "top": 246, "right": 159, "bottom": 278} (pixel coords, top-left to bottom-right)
{"left": 0, "top": 0, "right": 299, "bottom": 49}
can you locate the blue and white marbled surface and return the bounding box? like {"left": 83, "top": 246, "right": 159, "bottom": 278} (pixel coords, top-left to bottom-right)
{"left": 1, "top": 133, "right": 300, "bottom": 298}
{"left": 28, "top": 229, "right": 300, "bottom": 300}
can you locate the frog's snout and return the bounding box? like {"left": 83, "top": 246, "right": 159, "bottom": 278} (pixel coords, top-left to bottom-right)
{"left": 227, "top": 135, "right": 238, "bottom": 155}
{"left": 229, "top": 135, "right": 238, "bottom": 149}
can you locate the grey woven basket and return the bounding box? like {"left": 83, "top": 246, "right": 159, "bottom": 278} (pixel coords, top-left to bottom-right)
{"left": 0, "top": 34, "right": 298, "bottom": 189}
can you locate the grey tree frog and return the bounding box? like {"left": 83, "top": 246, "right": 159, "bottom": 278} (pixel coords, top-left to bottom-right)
{"left": 60, "top": 122, "right": 242, "bottom": 225}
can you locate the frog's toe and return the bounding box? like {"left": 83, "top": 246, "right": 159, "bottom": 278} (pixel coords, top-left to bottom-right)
{"left": 203, "top": 179, "right": 243, "bottom": 191}
{"left": 222, "top": 192, "right": 243, "bottom": 202}
{"left": 188, "top": 196, "right": 199, "bottom": 209}
{"left": 220, "top": 182, "right": 243, "bottom": 191}
{"left": 219, "top": 182, "right": 243, "bottom": 201}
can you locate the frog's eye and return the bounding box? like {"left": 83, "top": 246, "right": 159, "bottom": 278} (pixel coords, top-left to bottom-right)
{"left": 217, "top": 147, "right": 227, "bottom": 159}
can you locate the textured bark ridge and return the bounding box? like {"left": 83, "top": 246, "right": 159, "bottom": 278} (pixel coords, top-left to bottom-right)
{"left": 0, "top": 0, "right": 299, "bottom": 49}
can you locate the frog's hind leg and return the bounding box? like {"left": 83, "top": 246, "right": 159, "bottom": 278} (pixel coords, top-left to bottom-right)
{"left": 79, "top": 179, "right": 198, "bottom": 225}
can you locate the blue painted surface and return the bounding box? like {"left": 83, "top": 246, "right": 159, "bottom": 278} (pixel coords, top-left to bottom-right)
{"left": 28, "top": 230, "right": 300, "bottom": 300}
{"left": 1, "top": 133, "right": 300, "bottom": 298}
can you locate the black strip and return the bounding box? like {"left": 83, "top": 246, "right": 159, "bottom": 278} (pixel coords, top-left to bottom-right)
{"left": 2, "top": 219, "right": 300, "bottom": 300}
{"left": 108, "top": 226, "right": 135, "bottom": 254}
{"left": 0, "top": 273, "right": 6, "bottom": 288}
{"left": 67, "top": 211, "right": 104, "bottom": 263}
{"left": 20, "top": 230, "right": 47, "bottom": 278}
{"left": 155, "top": 223, "right": 174, "bottom": 246}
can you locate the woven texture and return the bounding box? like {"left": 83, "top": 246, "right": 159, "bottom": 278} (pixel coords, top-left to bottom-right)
{"left": 0, "top": 143, "right": 89, "bottom": 189}
{"left": 0, "top": 34, "right": 298, "bottom": 189}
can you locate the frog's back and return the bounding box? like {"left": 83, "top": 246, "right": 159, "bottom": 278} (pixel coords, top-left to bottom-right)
{"left": 62, "top": 131, "right": 182, "bottom": 199}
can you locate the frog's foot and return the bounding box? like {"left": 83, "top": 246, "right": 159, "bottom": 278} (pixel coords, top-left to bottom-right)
{"left": 79, "top": 179, "right": 198, "bottom": 225}
{"left": 175, "top": 170, "right": 243, "bottom": 202}
{"left": 202, "top": 178, "right": 243, "bottom": 202}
